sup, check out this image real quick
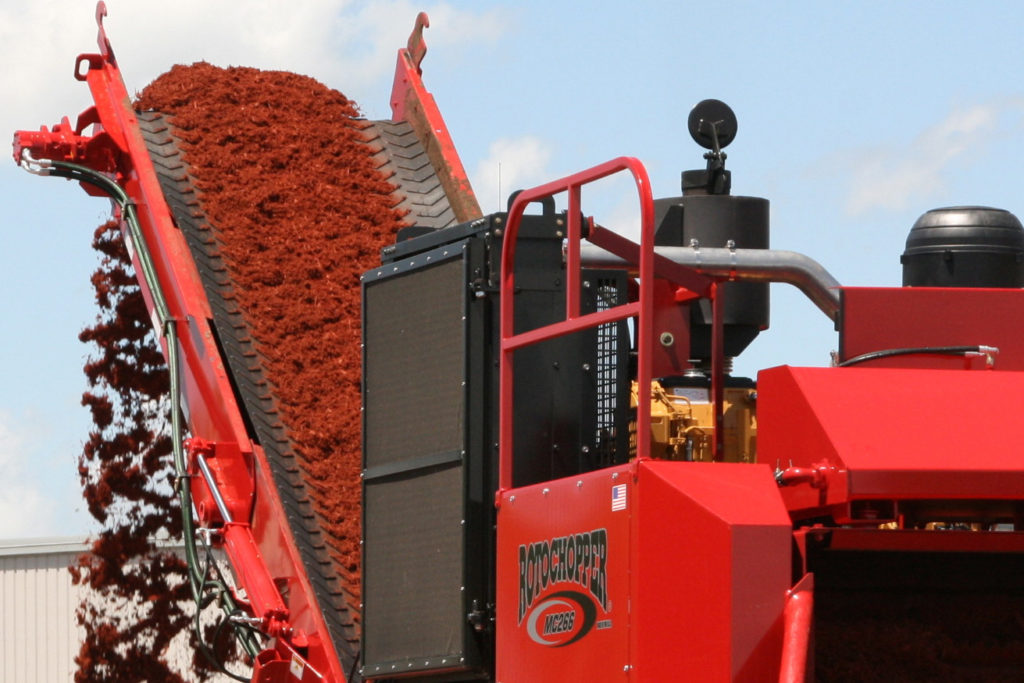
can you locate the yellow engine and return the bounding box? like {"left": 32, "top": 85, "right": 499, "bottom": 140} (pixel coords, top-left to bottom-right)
{"left": 632, "top": 380, "right": 757, "bottom": 463}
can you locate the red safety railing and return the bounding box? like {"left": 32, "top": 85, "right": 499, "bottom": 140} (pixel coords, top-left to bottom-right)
{"left": 497, "top": 157, "right": 733, "bottom": 492}
{"left": 499, "top": 157, "right": 719, "bottom": 492}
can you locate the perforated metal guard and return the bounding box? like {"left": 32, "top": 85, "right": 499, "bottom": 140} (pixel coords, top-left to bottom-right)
{"left": 362, "top": 256, "right": 474, "bottom": 675}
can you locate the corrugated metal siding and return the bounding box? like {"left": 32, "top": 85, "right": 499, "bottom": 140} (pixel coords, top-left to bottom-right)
{"left": 0, "top": 539, "right": 87, "bottom": 683}
{"left": 0, "top": 538, "right": 238, "bottom": 682}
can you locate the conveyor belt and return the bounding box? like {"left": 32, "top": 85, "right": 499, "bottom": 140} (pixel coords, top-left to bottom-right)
{"left": 138, "top": 110, "right": 456, "bottom": 680}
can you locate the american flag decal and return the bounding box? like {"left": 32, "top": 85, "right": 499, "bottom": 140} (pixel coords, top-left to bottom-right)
{"left": 611, "top": 484, "right": 627, "bottom": 511}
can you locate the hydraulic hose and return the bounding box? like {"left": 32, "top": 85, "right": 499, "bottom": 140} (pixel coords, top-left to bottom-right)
{"left": 838, "top": 345, "right": 999, "bottom": 367}
{"left": 23, "top": 154, "right": 259, "bottom": 660}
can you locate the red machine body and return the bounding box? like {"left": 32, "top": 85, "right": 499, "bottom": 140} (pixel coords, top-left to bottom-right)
{"left": 16, "top": 4, "right": 1024, "bottom": 682}
{"left": 761, "top": 365, "right": 1024, "bottom": 512}
{"left": 496, "top": 460, "right": 791, "bottom": 681}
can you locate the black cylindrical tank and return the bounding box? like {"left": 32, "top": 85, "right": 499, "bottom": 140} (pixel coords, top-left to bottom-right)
{"left": 902, "top": 206, "right": 1024, "bottom": 288}
{"left": 654, "top": 194, "right": 770, "bottom": 360}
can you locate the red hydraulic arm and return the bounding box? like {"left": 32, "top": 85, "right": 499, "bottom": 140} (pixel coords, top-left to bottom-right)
{"left": 14, "top": 4, "right": 345, "bottom": 682}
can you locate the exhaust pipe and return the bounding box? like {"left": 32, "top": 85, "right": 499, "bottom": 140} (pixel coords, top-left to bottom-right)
{"left": 579, "top": 244, "right": 841, "bottom": 321}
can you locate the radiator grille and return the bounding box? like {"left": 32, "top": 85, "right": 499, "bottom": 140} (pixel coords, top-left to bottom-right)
{"left": 362, "top": 256, "right": 472, "bottom": 674}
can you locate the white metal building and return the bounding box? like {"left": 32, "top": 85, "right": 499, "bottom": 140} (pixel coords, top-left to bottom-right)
{"left": 0, "top": 536, "right": 236, "bottom": 682}
{"left": 0, "top": 537, "right": 88, "bottom": 682}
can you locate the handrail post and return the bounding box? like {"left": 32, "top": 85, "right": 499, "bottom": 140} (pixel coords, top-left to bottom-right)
{"left": 497, "top": 157, "right": 656, "bottom": 496}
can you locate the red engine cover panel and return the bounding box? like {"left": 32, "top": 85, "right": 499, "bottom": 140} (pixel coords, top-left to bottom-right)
{"left": 496, "top": 461, "right": 791, "bottom": 681}
{"left": 758, "top": 365, "right": 1024, "bottom": 511}
{"left": 840, "top": 287, "right": 1024, "bottom": 370}
{"left": 497, "top": 465, "right": 631, "bottom": 680}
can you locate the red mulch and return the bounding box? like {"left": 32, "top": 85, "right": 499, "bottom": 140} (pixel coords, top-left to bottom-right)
{"left": 136, "top": 62, "right": 406, "bottom": 598}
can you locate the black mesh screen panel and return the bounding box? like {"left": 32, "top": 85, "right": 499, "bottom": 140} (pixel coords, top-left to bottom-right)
{"left": 362, "top": 254, "right": 474, "bottom": 675}
{"left": 364, "top": 258, "right": 465, "bottom": 469}
{"left": 363, "top": 463, "right": 465, "bottom": 665}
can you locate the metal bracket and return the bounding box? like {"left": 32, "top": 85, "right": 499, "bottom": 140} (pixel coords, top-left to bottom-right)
{"left": 407, "top": 12, "right": 429, "bottom": 72}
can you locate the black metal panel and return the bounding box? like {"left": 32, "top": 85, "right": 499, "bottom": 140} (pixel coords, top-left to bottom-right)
{"left": 507, "top": 237, "right": 631, "bottom": 485}
{"left": 364, "top": 258, "right": 465, "bottom": 469}
{"left": 362, "top": 246, "right": 489, "bottom": 680}
{"left": 363, "top": 462, "right": 466, "bottom": 672}
{"left": 361, "top": 211, "right": 632, "bottom": 680}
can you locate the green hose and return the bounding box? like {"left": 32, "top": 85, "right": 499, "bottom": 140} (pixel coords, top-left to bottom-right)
{"left": 39, "top": 160, "right": 260, "bottom": 662}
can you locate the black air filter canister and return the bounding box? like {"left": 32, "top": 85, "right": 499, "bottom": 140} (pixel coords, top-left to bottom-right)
{"left": 901, "top": 206, "right": 1024, "bottom": 288}
{"left": 655, "top": 194, "right": 770, "bottom": 360}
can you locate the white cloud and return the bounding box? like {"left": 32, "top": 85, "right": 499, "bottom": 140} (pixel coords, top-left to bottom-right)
{"left": 1, "top": 1, "right": 507, "bottom": 146}
{"left": 472, "top": 135, "right": 554, "bottom": 213}
{"left": 840, "top": 98, "right": 1024, "bottom": 216}
{"left": 0, "top": 412, "right": 54, "bottom": 539}
{"left": 600, "top": 196, "right": 643, "bottom": 242}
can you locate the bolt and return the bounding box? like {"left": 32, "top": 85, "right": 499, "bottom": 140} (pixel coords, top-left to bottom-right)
{"left": 659, "top": 332, "right": 674, "bottom": 347}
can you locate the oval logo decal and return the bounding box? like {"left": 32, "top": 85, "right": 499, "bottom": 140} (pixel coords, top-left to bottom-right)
{"left": 523, "top": 590, "right": 597, "bottom": 647}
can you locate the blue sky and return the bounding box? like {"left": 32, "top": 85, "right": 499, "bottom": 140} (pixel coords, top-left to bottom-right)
{"left": 3, "top": 1, "right": 1024, "bottom": 539}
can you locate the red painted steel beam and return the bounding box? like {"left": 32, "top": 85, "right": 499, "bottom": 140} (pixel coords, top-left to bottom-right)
{"left": 587, "top": 224, "right": 712, "bottom": 298}
{"left": 390, "top": 12, "right": 481, "bottom": 222}
{"left": 14, "top": 5, "right": 346, "bottom": 681}
{"left": 779, "top": 574, "right": 814, "bottom": 683}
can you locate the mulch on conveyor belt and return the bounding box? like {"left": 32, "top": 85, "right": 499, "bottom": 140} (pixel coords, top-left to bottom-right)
{"left": 136, "top": 62, "right": 407, "bottom": 597}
